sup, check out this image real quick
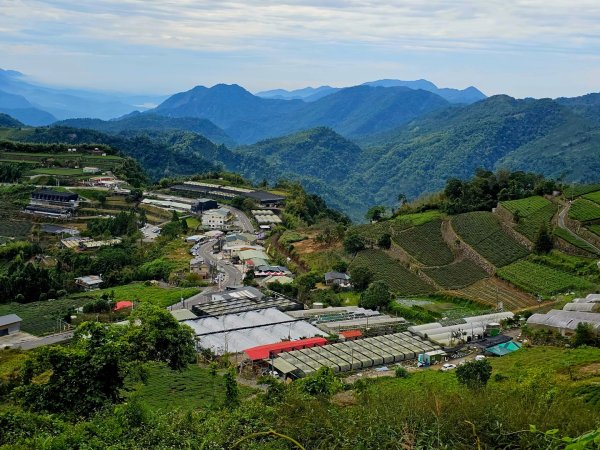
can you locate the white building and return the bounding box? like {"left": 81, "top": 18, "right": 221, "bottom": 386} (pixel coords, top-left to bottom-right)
{"left": 202, "top": 207, "right": 232, "bottom": 229}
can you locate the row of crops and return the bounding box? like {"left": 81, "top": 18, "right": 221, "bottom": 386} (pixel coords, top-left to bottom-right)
{"left": 554, "top": 228, "right": 600, "bottom": 256}
{"left": 582, "top": 190, "right": 600, "bottom": 205}
{"left": 394, "top": 219, "right": 454, "bottom": 266}
{"left": 500, "top": 196, "right": 557, "bottom": 241}
{"left": 568, "top": 198, "right": 600, "bottom": 222}
{"left": 448, "top": 278, "right": 538, "bottom": 310}
{"left": 496, "top": 259, "right": 594, "bottom": 295}
{"left": 423, "top": 259, "right": 488, "bottom": 289}
{"left": 352, "top": 211, "right": 442, "bottom": 243}
{"left": 350, "top": 249, "right": 434, "bottom": 295}
{"left": 452, "top": 211, "right": 530, "bottom": 267}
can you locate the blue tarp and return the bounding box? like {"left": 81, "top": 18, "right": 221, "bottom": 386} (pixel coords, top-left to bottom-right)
{"left": 486, "top": 340, "right": 522, "bottom": 356}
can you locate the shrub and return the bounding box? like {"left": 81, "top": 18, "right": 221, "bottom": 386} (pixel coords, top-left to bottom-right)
{"left": 456, "top": 359, "right": 492, "bottom": 389}
{"left": 395, "top": 366, "right": 409, "bottom": 378}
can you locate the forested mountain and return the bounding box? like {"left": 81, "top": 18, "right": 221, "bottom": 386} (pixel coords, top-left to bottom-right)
{"left": 556, "top": 93, "right": 600, "bottom": 125}
{"left": 257, "top": 78, "right": 486, "bottom": 104}
{"left": 0, "top": 113, "right": 24, "bottom": 128}
{"left": 0, "top": 89, "right": 57, "bottom": 125}
{"left": 154, "top": 84, "right": 450, "bottom": 143}
{"left": 56, "top": 113, "right": 235, "bottom": 147}
{"left": 0, "top": 68, "right": 164, "bottom": 120}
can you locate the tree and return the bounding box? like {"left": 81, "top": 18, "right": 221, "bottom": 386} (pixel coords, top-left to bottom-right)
{"left": 171, "top": 210, "right": 180, "bottom": 222}
{"left": 343, "top": 233, "right": 365, "bottom": 254}
{"left": 534, "top": 223, "right": 553, "bottom": 254}
{"left": 125, "top": 304, "right": 196, "bottom": 370}
{"left": 298, "top": 366, "right": 342, "bottom": 397}
{"left": 332, "top": 260, "right": 348, "bottom": 273}
{"left": 349, "top": 266, "right": 373, "bottom": 291}
{"left": 455, "top": 359, "right": 492, "bottom": 389}
{"left": 378, "top": 233, "right": 391, "bottom": 249}
{"left": 397, "top": 193, "right": 407, "bottom": 209}
{"left": 573, "top": 322, "right": 596, "bottom": 347}
{"left": 365, "top": 205, "right": 386, "bottom": 223}
{"left": 224, "top": 368, "right": 240, "bottom": 408}
{"left": 180, "top": 217, "right": 189, "bottom": 232}
{"left": 359, "top": 280, "right": 391, "bottom": 310}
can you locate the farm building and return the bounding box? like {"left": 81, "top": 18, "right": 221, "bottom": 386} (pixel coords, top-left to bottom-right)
{"left": 408, "top": 312, "right": 514, "bottom": 346}
{"left": 170, "top": 309, "right": 198, "bottom": 321}
{"left": 171, "top": 182, "right": 284, "bottom": 207}
{"left": 202, "top": 208, "right": 232, "bottom": 229}
{"left": 191, "top": 198, "right": 218, "bottom": 214}
{"left": 287, "top": 306, "right": 407, "bottom": 334}
{"left": 564, "top": 294, "right": 600, "bottom": 312}
{"left": 75, "top": 275, "right": 103, "bottom": 291}
{"left": 270, "top": 332, "right": 440, "bottom": 377}
{"left": 191, "top": 287, "right": 302, "bottom": 317}
{"left": 254, "top": 265, "right": 292, "bottom": 277}
{"left": 257, "top": 275, "right": 294, "bottom": 286}
{"left": 141, "top": 198, "right": 192, "bottom": 212}
{"left": 526, "top": 310, "right": 600, "bottom": 336}
{"left": 40, "top": 224, "right": 80, "bottom": 236}
{"left": 184, "top": 308, "right": 326, "bottom": 355}
{"left": 245, "top": 191, "right": 285, "bottom": 207}
{"left": 244, "top": 337, "right": 328, "bottom": 361}
{"left": 485, "top": 340, "right": 522, "bottom": 356}
{"left": 0, "top": 314, "right": 22, "bottom": 336}
{"left": 190, "top": 257, "right": 212, "bottom": 279}
{"left": 324, "top": 271, "right": 351, "bottom": 287}
{"left": 82, "top": 166, "right": 101, "bottom": 174}
{"left": 24, "top": 189, "right": 79, "bottom": 219}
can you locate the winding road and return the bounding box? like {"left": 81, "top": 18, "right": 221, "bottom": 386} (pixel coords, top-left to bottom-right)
{"left": 557, "top": 202, "right": 600, "bottom": 254}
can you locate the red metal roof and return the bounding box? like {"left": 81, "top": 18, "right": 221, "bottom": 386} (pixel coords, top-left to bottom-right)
{"left": 340, "top": 330, "right": 362, "bottom": 339}
{"left": 244, "top": 337, "right": 328, "bottom": 361}
{"left": 114, "top": 301, "right": 133, "bottom": 311}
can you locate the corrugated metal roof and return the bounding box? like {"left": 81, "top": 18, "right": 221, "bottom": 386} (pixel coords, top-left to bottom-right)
{"left": 0, "top": 314, "right": 22, "bottom": 327}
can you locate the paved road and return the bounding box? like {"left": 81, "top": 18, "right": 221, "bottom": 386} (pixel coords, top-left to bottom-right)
{"left": 197, "top": 241, "right": 244, "bottom": 287}
{"left": 557, "top": 203, "right": 600, "bottom": 254}
{"left": 11, "top": 331, "right": 74, "bottom": 350}
{"left": 223, "top": 205, "right": 256, "bottom": 233}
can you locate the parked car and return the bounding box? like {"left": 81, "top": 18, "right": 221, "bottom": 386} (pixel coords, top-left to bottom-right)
{"left": 441, "top": 363, "right": 456, "bottom": 372}
{"left": 475, "top": 355, "right": 486, "bottom": 361}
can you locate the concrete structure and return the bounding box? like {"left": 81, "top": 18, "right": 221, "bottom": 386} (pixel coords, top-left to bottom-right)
{"left": 0, "top": 314, "right": 22, "bottom": 336}
{"left": 190, "top": 257, "right": 212, "bottom": 279}
{"left": 202, "top": 208, "right": 232, "bottom": 229}
{"left": 83, "top": 166, "right": 101, "bottom": 174}
{"left": 40, "top": 224, "right": 80, "bottom": 236}
{"left": 171, "top": 182, "right": 285, "bottom": 207}
{"left": 75, "top": 275, "right": 103, "bottom": 291}
{"left": 141, "top": 198, "right": 192, "bottom": 212}
{"left": 170, "top": 309, "right": 198, "bottom": 321}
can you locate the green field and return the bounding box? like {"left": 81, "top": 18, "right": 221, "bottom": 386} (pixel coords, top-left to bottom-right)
{"left": 564, "top": 183, "right": 600, "bottom": 198}
{"left": 28, "top": 167, "right": 84, "bottom": 176}
{"left": 131, "top": 363, "right": 254, "bottom": 412}
{"left": 394, "top": 219, "right": 454, "bottom": 266}
{"left": 0, "top": 220, "right": 31, "bottom": 238}
{"left": 452, "top": 211, "right": 529, "bottom": 267}
{"left": 554, "top": 227, "right": 600, "bottom": 255}
{"left": 497, "top": 259, "right": 594, "bottom": 295}
{"left": 71, "top": 282, "right": 201, "bottom": 308}
{"left": 583, "top": 190, "right": 600, "bottom": 205}
{"left": 423, "top": 259, "right": 488, "bottom": 289}
{"left": 588, "top": 224, "right": 600, "bottom": 236}
{"left": 568, "top": 198, "right": 600, "bottom": 222}
{"left": 0, "top": 151, "right": 122, "bottom": 171}
{"left": 0, "top": 297, "right": 91, "bottom": 335}
{"left": 501, "top": 196, "right": 557, "bottom": 241}
{"left": 350, "top": 249, "right": 434, "bottom": 295}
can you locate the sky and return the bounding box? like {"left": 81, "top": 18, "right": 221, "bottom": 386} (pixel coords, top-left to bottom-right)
{"left": 1, "top": 0, "right": 599, "bottom": 98}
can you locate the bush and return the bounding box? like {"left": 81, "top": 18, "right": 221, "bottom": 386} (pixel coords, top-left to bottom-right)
{"left": 395, "top": 366, "right": 409, "bottom": 378}
{"left": 456, "top": 359, "right": 492, "bottom": 389}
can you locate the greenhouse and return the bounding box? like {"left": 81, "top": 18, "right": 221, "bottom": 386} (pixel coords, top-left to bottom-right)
{"left": 271, "top": 332, "right": 439, "bottom": 377}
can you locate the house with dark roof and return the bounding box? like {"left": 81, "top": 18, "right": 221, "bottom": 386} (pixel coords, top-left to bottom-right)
{"left": 324, "top": 271, "right": 351, "bottom": 287}
{"left": 0, "top": 314, "right": 22, "bottom": 336}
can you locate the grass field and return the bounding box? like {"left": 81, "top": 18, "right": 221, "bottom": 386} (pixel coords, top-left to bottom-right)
{"left": 0, "top": 151, "right": 122, "bottom": 170}
{"left": 0, "top": 297, "right": 91, "bottom": 335}
{"left": 422, "top": 259, "right": 488, "bottom": 289}
{"left": 28, "top": 167, "right": 84, "bottom": 176}
{"left": 554, "top": 227, "right": 600, "bottom": 255}
{"left": 350, "top": 249, "right": 434, "bottom": 295}
{"left": 497, "top": 259, "right": 594, "bottom": 296}
{"left": 394, "top": 219, "right": 454, "bottom": 266}
{"left": 447, "top": 277, "right": 538, "bottom": 310}
{"left": 452, "top": 211, "right": 529, "bottom": 267}
{"left": 131, "top": 363, "right": 255, "bottom": 412}
{"left": 568, "top": 198, "right": 600, "bottom": 222}
{"left": 0, "top": 220, "right": 32, "bottom": 238}
{"left": 71, "top": 282, "right": 201, "bottom": 308}
{"left": 185, "top": 216, "right": 201, "bottom": 230}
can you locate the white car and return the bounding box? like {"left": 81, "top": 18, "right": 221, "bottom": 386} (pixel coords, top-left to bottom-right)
{"left": 440, "top": 363, "right": 456, "bottom": 372}
{"left": 475, "top": 355, "right": 486, "bottom": 361}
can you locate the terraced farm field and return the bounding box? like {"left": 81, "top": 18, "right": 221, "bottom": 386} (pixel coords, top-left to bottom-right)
{"left": 0, "top": 297, "right": 91, "bottom": 335}
{"left": 352, "top": 211, "right": 443, "bottom": 244}
{"left": 582, "top": 190, "right": 600, "bottom": 205}
{"left": 588, "top": 225, "right": 600, "bottom": 236}
{"left": 394, "top": 219, "right": 454, "bottom": 266}
{"left": 568, "top": 199, "right": 600, "bottom": 222}
{"left": 452, "top": 212, "right": 529, "bottom": 267}
{"left": 500, "top": 196, "right": 557, "bottom": 241}
{"left": 497, "top": 259, "right": 594, "bottom": 295}
{"left": 0, "top": 151, "right": 122, "bottom": 170}
{"left": 447, "top": 277, "right": 538, "bottom": 310}
{"left": 554, "top": 228, "right": 600, "bottom": 256}
{"left": 350, "top": 249, "right": 434, "bottom": 295}
{"left": 564, "top": 184, "right": 600, "bottom": 198}
{"left": 423, "top": 259, "right": 488, "bottom": 289}
{"left": 0, "top": 220, "right": 32, "bottom": 238}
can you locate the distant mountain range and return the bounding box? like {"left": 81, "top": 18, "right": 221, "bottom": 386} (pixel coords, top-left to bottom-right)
{"left": 257, "top": 79, "right": 486, "bottom": 104}
{"left": 0, "top": 68, "right": 167, "bottom": 124}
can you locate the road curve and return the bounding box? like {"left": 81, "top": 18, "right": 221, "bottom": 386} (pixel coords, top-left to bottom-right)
{"left": 557, "top": 203, "right": 600, "bottom": 254}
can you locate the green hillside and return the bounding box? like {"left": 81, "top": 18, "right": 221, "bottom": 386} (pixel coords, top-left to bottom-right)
{"left": 394, "top": 219, "right": 454, "bottom": 266}
{"left": 500, "top": 196, "right": 558, "bottom": 241}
